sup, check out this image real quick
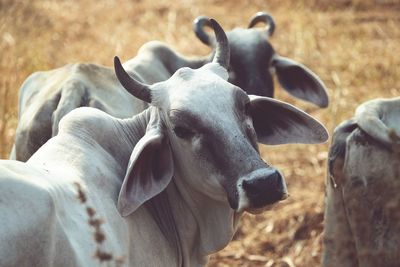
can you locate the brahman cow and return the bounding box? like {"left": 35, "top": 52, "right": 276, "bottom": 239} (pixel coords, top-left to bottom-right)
{"left": 323, "top": 97, "right": 400, "bottom": 267}
{"left": 11, "top": 12, "right": 328, "bottom": 162}
{"left": 0, "top": 19, "right": 328, "bottom": 267}
{"left": 193, "top": 12, "right": 329, "bottom": 108}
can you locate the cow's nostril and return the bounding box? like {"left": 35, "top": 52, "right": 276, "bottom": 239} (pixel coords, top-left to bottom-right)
{"left": 242, "top": 171, "right": 281, "bottom": 194}
{"left": 242, "top": 170, "right": 286, "bottom": 207}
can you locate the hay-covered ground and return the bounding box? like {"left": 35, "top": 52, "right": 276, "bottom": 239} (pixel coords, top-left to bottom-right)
{"left": 1, "top": 0, "right": 399, "bottom": 266}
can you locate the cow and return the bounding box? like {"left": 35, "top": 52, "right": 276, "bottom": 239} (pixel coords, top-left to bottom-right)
{"left": 323, "top": 97, "right": 400, "bottom": 267}
{"left": 193, "top": 12, "right": 329, "bottom": 108}
{"left": 11, "top": 12, "right": 329, "bottom": 162}
{"left": 0, "top": 19, "right": 329, "bottom": 267}
{"left": 11, "top": 30, "right": 219, "bottom": 161}
{"left": 10, "top": 39, "right": 207, "bottom": 161}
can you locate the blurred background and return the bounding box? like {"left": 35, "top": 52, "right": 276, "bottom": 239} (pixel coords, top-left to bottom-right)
{"left": 1, "top": 0, "right": 399, "bottom": 266}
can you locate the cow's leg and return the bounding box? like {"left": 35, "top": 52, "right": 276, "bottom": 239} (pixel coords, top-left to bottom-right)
{"left": 15, "top": 92, "right": 61, "bottom": 161}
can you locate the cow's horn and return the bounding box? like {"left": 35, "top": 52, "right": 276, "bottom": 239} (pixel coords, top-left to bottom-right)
{"left": 193, "top": 16, "right": 214, "bottom": 46}
{"left": 114, "top": 56, "right": 152, "bottom": 103}
{"left": 248, "top": 12, "right": 275, "bottom": 36}
{"left": 209, "top": 18, "right": 230, "bottom": 69}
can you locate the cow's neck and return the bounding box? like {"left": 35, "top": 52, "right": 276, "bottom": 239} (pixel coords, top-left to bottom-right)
{"left": 160, "top": 174, "right": 240, "bottom": 267}
{"left": 113, "top": 108, "right": 152, "bottom": 166}
{"left": 116, "top": 108, "right": 240, "bottom": 266}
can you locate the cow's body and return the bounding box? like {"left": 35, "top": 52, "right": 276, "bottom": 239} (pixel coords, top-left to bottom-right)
{"left": 11, "top": 42, "right": 204, "bottom": 161}
{"left": 1, "top": 108, "right": 188, "bottom": 267}
{"left": 323, "top": 97, "right": 400, "bottom": 267}
{"left": 5, "top": 106, "right": 233, "bottom": 267}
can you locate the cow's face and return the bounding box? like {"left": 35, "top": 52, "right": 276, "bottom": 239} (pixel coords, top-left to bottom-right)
{"left": 156, "top": 64, "right": 286, "bottom": 212}
{"left": 193, "top": 13, "right": 329, "bottom": 108}
{"left": 226, "top": 28, "right": 275, "bottom": 97}
{"left": 126, "top": 63, "right": 326, "bottom": 214}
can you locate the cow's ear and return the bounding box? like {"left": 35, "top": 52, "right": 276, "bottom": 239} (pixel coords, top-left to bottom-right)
{"left": 117, "top": 112, "right": 173, "bottom": 217}
{"left": 249, "top": 95, "right": 329, "bottom": 145}
{"left": 272, "top": 55, "right": 329, "bottom": 108}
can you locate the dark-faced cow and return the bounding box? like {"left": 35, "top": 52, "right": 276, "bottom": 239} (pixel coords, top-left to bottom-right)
{"left": 0, "top": 19, "right": 328, "bottom": 267}
{"left": 193, "top": 12, "right": 329, "bottom": 107}
{"left": 323, "top": 97, "right": 400, "bottom": 267}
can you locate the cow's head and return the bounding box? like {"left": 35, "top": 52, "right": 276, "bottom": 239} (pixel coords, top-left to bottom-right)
{"left": 115, "top": 19, "right": 328, "bottom": 218}
{"left": 193, "top": 12, "right": 329, "bottom": 108}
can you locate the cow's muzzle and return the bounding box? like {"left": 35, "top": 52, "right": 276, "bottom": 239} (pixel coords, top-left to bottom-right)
{"left": 237, "top": 168, "right": 288, "bottom": 212}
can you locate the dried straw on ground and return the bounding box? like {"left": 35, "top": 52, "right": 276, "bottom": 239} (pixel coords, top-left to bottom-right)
{"left": 1, "top": 0, "right": 399, "bottom": 266}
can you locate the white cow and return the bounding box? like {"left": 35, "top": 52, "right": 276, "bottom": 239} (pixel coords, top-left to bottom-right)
{"left": 323, "top": 97, "right": 400, "bottom": 267}
{"left": 0, "top": 19, "right": 328, "bottom": 267}
{"left": 10, "top": 40, "right": 206, "bottom": 161}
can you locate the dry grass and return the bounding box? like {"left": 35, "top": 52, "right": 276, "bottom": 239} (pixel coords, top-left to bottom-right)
{"left": 1, "top": 0, "right": 400, "bottom": 266}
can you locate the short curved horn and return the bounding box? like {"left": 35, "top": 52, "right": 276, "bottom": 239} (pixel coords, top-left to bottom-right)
{"left": 114, "top": 56, "right": 152, "bottom": 103}
{"left": 193, "top": 16, "right": 215, "bottom": 46}
{"left": 248, "top": 12, "right": 276, "bottom": 36}
{"left": 209, "top": 18, "right": 230, "bottom": 69}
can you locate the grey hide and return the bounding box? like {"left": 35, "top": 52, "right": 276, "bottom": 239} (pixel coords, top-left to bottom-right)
{"left": 10, "top": 27, "right": 214, "bottom": 161}
{"left": 323, "top": 97, "right": 400, "bottom": 267}
{"left": 0, "top": 19, "right": 328, "bottom": 267}
{"left": 193, "top": 12, "right": 329, "bottom": 108}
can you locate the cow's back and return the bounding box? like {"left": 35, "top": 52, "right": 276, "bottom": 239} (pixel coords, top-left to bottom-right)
{"left": 0, "top": 167, "right": 179, "bottom": 266}
{"left": 13, "top": 63, "right": 145, "bottom": 161}
{"left": 3, "top": 107, "right": 181, "bottom": 266}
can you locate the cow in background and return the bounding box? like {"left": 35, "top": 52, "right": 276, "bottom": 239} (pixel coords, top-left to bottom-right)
{"left": 194, "top": 12, "right": 329, "bottom": 108}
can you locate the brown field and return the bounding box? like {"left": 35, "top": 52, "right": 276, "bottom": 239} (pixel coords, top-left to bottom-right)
{"left": 1, "top": 0, "right": 400, "bottom": 266}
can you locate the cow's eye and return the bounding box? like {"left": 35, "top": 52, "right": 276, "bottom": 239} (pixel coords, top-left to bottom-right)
{"left": 173, "top": 126, "right": 194, "bottom": 139}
